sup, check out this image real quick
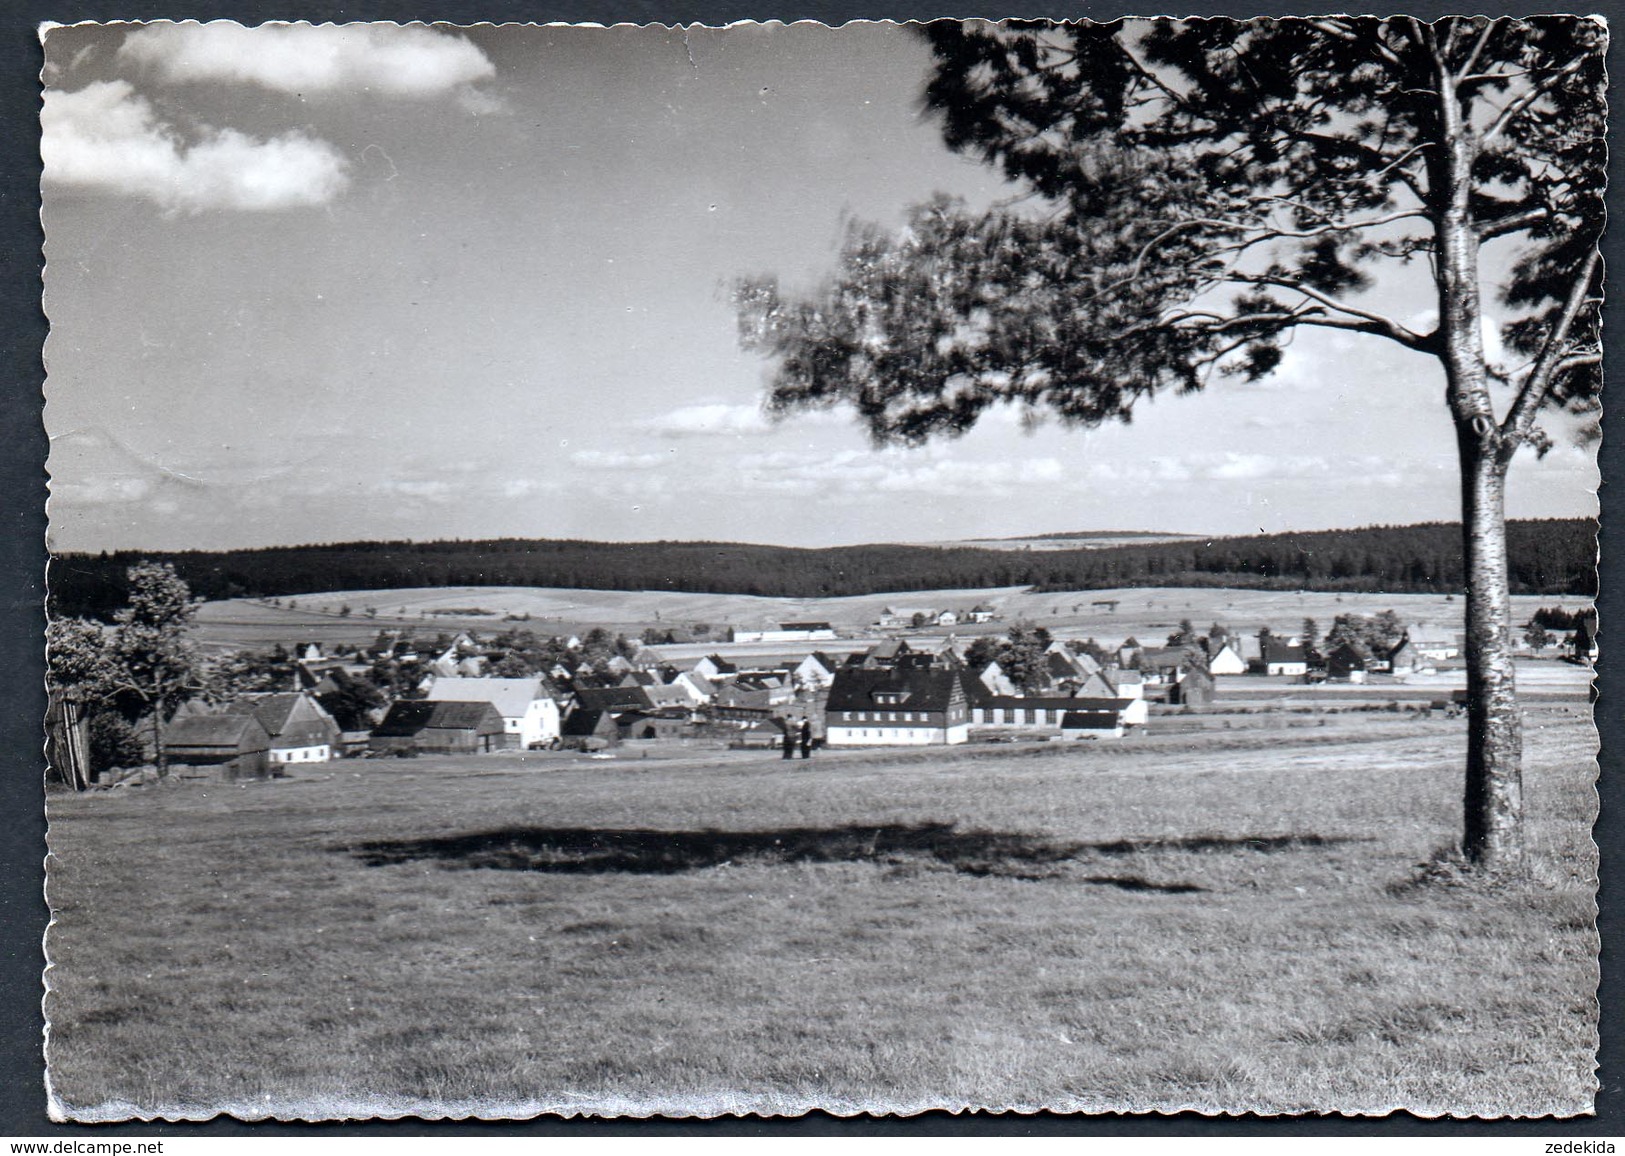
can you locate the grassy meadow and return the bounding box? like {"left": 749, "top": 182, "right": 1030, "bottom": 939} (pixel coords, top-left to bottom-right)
{"left": 45, "top": 709, "right": 1597, "bottom": 1119}
{"left": 189, "top": 584, "right": 1580, "bottom": 653}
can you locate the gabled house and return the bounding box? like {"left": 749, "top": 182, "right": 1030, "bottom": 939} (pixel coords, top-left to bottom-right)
{"left": 1205, "top": 643, "right": 1248, "bottom": 676}
{"left": 1325, "top": 643, "right": 1369, "bottom": 683}
{"left": 692, "top": 654, "right": 737, "bottom": 683}
{"left": 1388, "top": 637, "right": 1433, "bottom": 675}
{"left": 860, "top": 639, "right": 912, "bottom": 667}
{"left": 977, "top": 660, "right": 1019, "bottom": 697}
{"left": 824, "top": 666, "right": 969, "bottom": 746}
{"left": 1133, "top": 647, "right": 1188, "bottom": 684}
{"left": 1259, "top": 638, "right": 1309, "bottom": 676}
{"left": 1406, "top": 622, "right": 1460, "bottom": 660}
{"left": 1078, "top": 671, "right": 1117, "bottom": 698}
{"left": 424, "top": 676, "right": 562, "bottom": 749}
{"left": 1102, "top": 666, "right": 1145, "bottom": 701}
{"left": 221, "top": 692, "right": 341, "bottom": 765}
{"left": 793, "top": 651, "right": 841, "bottom": 691}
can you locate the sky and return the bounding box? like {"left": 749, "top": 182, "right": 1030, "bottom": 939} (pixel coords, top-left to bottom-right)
{"left": 41, "top": 21, "right": 1600, "bottom": 553}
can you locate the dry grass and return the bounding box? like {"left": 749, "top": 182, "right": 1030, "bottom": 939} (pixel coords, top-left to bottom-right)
{"left": 44, "top": 713, "right": 1597, "bottom": 1120}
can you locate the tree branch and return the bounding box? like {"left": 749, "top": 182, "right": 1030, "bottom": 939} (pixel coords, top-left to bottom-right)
{"left": 1476, "top": 205, "right": 1548, "bottom": 241}
{"left": 1483, "top": 56, "right": 1589, "bottom": 143}
{"left": 1228, "top": 274, "right": 1433, "bottom": 351}
{"left": 1501, "top": 247, "right": 1602, "bottom": 443}
{"left": 1454, "top": 20, "right": 1496, "bottom": 83}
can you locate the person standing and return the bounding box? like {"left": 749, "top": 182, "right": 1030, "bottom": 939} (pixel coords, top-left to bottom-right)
{"left": 799, "top": 716, "right": 813, "bottom": 759}
{"left": 780, "top": 719, "right": 796, "bottom": 760}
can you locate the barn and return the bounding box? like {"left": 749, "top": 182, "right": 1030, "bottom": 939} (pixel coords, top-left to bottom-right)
{"left": 368, "top": 700, "right": 505, "bottom": 755}
{"left": 166, "top": 714, "right": 274, "bottom": 780}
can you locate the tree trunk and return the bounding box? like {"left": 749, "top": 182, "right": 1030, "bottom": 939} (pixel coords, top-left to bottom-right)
{"left": 1458, "top": 429, "right": 1523, "bottom": 870}
{"left": 153, "top": 690, "right": 168, "bottom": 778}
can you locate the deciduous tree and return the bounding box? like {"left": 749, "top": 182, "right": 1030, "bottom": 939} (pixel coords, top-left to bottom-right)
{"left": 737, "top": 17, "right": 1603, "bottom": 871}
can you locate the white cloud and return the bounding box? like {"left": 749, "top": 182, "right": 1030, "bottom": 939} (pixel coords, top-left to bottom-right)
{"left": 118, "top": 22, "right": 496, "bottom": 99}
{"left": 644, "top": 402, "right": 772, "bottom": 438}
{"left": 735, "top": 449, "right": 1069, "bottom": 500}
{"left": 42, "top": 80, "right": 349, "bottom": 212}
{"left": 50, "top": 473, "right": 154, "bottom": 506}
{"left": 570, "top": 449, "right": 669, "bottom": 470}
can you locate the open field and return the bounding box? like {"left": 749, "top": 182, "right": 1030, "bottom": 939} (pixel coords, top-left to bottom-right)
{"left": 45, "top": 711, "right": 1597, "bottom": 1119}
{"left": 191, "top": 584, "right": 1590, "bottom": 653}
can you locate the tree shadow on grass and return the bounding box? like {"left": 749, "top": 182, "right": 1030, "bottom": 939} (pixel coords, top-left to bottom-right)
{"left": 349, "top": 821, "right": 1214, "bottom": 889}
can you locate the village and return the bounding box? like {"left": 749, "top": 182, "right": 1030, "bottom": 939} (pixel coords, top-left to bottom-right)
{"left": 112, "top": 596, "right": 1598, "bottom": 785}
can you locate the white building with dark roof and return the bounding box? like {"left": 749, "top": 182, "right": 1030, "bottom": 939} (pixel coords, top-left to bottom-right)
{"left": 425, "top": 676, "right": 562, "bottom": 748}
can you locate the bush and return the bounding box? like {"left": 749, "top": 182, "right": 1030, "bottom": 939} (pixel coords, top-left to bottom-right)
{"left": 89, "top": 712, "right": 145, "bottom": 777}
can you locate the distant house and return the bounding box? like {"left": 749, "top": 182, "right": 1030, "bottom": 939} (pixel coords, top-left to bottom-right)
{"left": 1571, "top": 610, "right": 1598, "bottom": 663}
{"left": 973, "top": 694, "right": 1146, "bottom": 728}
{"left": 859, "top": 639, "right": 912, "bottom": 667}
{"left": 1054, "top": 644, "right": 1102, "bottom": 678}
{"left": 1259, "top": 638, "right": 1309, "bottom": 676}
{"left": 1102, "top": 666, "right": 1145, "bottom": 700}
{"left": 369, "top": 700, "right": 505, "bottom": 755}
{"left": 1388, "top": 638, "right": 1434, "bottom": 676}
{"left": 729, "top": 622, "right": 838, "bottom": 644}
{"left": 966, "top": 605, "right": 997, "bottom": 624}
{"left": 977, "top": 660, "right": 1019, "bottom": 697}
{"left": 716, "top": 681, "right": 773, "bottom": 711}
{"left": 692, "top": 654, "right": 737, "bottom": 683}
{"left": 825, "top": 666, "right": 969, "bottom": 746}
{"left": 574, "top": 685, "right": 655, "bottom": 714}
{"left": 222, "top": 692, "right": 341, "bottom": 765}
{"left": 1325, "top": 643, "right": 1369, "bottom": 683}
{"left": 425, "top": 676, "right": 562, "bottom": 749}
{"left": 1133, "top": 647, "right": 1187, "bottom": 684}
{"left": 793, "top": 652, "right": 841, "bottom": 691}
{"left": 934, "top": 609, "right": 959, "bottom": 627}
{"left": 166, "top": 714, "right": 274, "bottom": 780}
{"left": 1206, "top": 643, "right": 1247, "bottom": 676}
{"left": 1406, "top": 623, "right": 1460, "bottom": 660}
{"left": 1077, "top": 672, "right": 1117, "bottom": 698}
{"left": 1167, "top": 667, "right": 1216, "bottom": 706}
{"left": 877, "top": 607, "right": 934, "bottom": 629}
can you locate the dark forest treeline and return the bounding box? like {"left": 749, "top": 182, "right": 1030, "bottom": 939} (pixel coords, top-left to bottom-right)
{"left": 48, "top": 519, "right": 1596, "bottom": 621}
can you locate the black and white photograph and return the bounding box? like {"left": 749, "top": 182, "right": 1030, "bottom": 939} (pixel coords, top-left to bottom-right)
{"left": 39, "top": 17, "right": 1603, "bottom": 1120}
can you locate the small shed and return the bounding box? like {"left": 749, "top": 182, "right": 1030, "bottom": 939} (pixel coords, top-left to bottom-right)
{"left": 615, "top": 709, "right": 691, "bottom": 742}
{"left": 166, "top": 714, "right": 273, "bottom": 780}
{"left": 1060, "top": 710, "right": 1124, "bottom": 740}
{"left": 560, "top": 707, "right": 619, "bottom": 750}
{"left": 1325, "top": 643, "right": 1369, "bottom": 683}
{"left": 369, "top": 700, "right": 505, "bottom": 755}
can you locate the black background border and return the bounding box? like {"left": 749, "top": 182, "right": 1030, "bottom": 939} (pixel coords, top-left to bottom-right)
{"left": 3, "top": 0, "right": 1619, "bottom": 1137}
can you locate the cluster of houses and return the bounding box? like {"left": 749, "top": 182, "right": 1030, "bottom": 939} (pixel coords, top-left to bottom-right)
{"left": 145, "top": 604, "right": 1598, "bottom": 779}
